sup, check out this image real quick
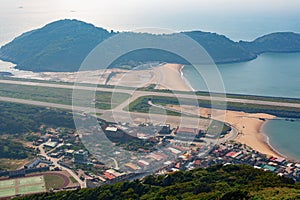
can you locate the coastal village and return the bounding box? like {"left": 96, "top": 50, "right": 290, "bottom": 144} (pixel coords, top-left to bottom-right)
{"left": 0, "top": 62, "right": 299, "bottom": 198}
{"left": 1, "top": 117, "right": 300, "bottom": 198}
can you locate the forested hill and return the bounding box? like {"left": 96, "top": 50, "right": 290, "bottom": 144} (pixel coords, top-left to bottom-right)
{"left": 0, "top": 20, "right": 112, "bottom": 72}
{"left": 239, "top": 32, "right": 300, "bottom": 54}
{"left": 16, "top": 165, "right": 300, "bottom": 200}
{"left": 0, "top": 19, "right": 299, "bottom": 72}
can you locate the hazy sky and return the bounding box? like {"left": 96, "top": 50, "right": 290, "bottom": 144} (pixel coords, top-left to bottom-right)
{"left": 0, "top": 0, "right": 300, "bottom": 43}
{"left": 2, "top": 0, "right": 299, "bottom": 13}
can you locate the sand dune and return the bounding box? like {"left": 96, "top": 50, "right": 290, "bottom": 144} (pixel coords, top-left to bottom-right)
{"left": 106, "top": 63, "right": 192, "bottom": 91}
{"left": 9, "top": 63, "right": 193, "bottom": 92}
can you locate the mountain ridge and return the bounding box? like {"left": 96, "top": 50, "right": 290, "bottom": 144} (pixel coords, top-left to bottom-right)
{"left": 239, "top": 32, "right": 300, "bottom": 54}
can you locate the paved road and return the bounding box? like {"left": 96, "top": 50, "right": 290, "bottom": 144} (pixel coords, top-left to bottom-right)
{"left": 148, "top": 100, "right": 198, "bottom": 117}
{"left": 0, "top": 78, "right": 298, "bottom": 144}
{"left": 0, "top": 96, "right": 105, "bottom": 114}
{"left": 0, "top": 78, "right": 298, "bottom": 138}
{"left": 1, "top": 79, "right": 300, "bottom": 109}
{"left": 38, "top": 144, "right": 86, "bottom": 188}
{"left": 110, "top": 157, "right": 119, "bottom": 170}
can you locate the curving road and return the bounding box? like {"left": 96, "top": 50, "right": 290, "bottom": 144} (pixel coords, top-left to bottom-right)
{"left": 148, "top": 100, "right": 239, "bottom": 144}
{"left": 0, "top": 96, "right": 105, "bottom": 114}
{"left": 38, "top": 144, "right": 86, "bottom": 188}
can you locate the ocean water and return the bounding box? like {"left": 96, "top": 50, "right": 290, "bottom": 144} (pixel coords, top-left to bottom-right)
{"left": 183, "top": 53, "right": 300, "bottom": 98}
{"left": 263, "top": 119, "right": 300, "bottom": 161}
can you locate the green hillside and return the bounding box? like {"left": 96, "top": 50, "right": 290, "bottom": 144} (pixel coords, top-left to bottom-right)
{"left": 0, "top": 19, "right": 264, "bottom": 72}
{"left": 0, "top": 102, "right": 75, "bottom": 135}
{"left": 0, "top": 19, "right": 111, "bottom": 72}
{"left": 239, "top": 32, "right": 300, "bottom": 54}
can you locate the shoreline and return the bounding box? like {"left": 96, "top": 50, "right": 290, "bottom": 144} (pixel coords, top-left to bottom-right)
{"left": 262, "top": 120, "right": 299, "bottom": 162}
{"left": 213, "top": 111, "right": 284, "bottom": 159}
{"left": 229, "top": 112, "right": 282, "bottom": 158}
{"left": 152, "top": 63, "right": 194, "bottom": 91}
{"left": 179, "top": 65, "right": 196, "bottom": 92}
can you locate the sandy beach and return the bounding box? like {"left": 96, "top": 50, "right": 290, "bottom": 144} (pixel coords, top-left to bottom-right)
{"left": 105, "top": 63, "right": 192, "bottom": 91}
{"left": 213, "top": 110, "right": 281, "bottom": 158}
{"left": 2, "top": 62, "right": 193, "bottom": 91}
{"left": 152, "top": 63, "right": 193, "bottom": 91}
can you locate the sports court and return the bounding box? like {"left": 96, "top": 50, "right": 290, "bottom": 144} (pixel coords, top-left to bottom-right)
{"left": 0, "top": 175, "right": 45, "bottom": 198}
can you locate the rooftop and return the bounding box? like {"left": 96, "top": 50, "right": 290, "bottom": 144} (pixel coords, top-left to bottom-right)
{"left": 105, "top": 126, "right": 118, "bottom": 132}
{"left": 176, "top": 127, "right": 199, "bottom": 134}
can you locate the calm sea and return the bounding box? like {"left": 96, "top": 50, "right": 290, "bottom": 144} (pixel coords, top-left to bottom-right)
{"left": 183, "top": 53, "right": 300, "bottom": 98}
{"left": 263, "top": 119, "right": 300, "bottom": 161}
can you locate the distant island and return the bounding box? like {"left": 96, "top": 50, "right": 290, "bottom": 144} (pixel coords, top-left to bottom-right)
{"left": 0, "top": 19, "right": 300, "bottom": 72}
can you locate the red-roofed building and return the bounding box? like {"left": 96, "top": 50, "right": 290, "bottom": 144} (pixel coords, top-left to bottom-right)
{"left": 175, "top": 162, "right": 181, "bottom": 169}
{"left": 158, "top": 152, "right": 168, "bottom": 158}
{"left": 104, "top": 172, "right": 116, "bottom": 180}
{"left": 194, "top": 160, "right": 201, "bottom": 166}
{"left": 173, "top": 145, "right": 188, "bottom": 151}
{"left": 225, "top": 151, "right": 236, "bottom": 157}
{"left": 275, "top": 157, "right": 286, "bottom": 164}
{"left": 137, "top": 160, "right": 150, "bottom": 167}
{"left": 270, "top": 157, "right": 277, "bottom": 161}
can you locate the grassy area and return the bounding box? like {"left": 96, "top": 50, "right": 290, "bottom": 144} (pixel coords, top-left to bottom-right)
{"left": 0, "top": 101, "right": 75, "bottom": 135}
{"left": 0, "top": 159, "right": 30, "bottom": 170}
{"left": 138, "top": 83, "right": 300, "bottom": 104}
{"left": 0, "top": 176, "right": 45, "bottom": 197}
{"left": 0, "top": 179, "right": 15, "bottom": 188}
{"left": 252, "top": 187, "right": 300, "bottom": 199}
{"left": 128, "top": 95, "right": 207, "bottom": 116}
{"left": 129, "top": 95, "right": 300, "bottom": 118}
{"left": 18, "top": 184, "right": 45, "bottom": 194}
{"left": 69, "top": 176, "right": 78, "bottom": 183}
{"left": 18, "top": 176, "right": 43, "bottom": 186}
{"left": 0, "top": 83, "right": 130, "bottom": 110}
{"left": 44, "top": 174, "right": 65, "bottom": 190}
{"left": 0, "top": 188, "right": 15, "bottom": 198}
{"left": 127, "top": 96, "right": 189, "bottom": 117}
{"left": 3, "top": 76, "right": 300, "bottom": 104}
